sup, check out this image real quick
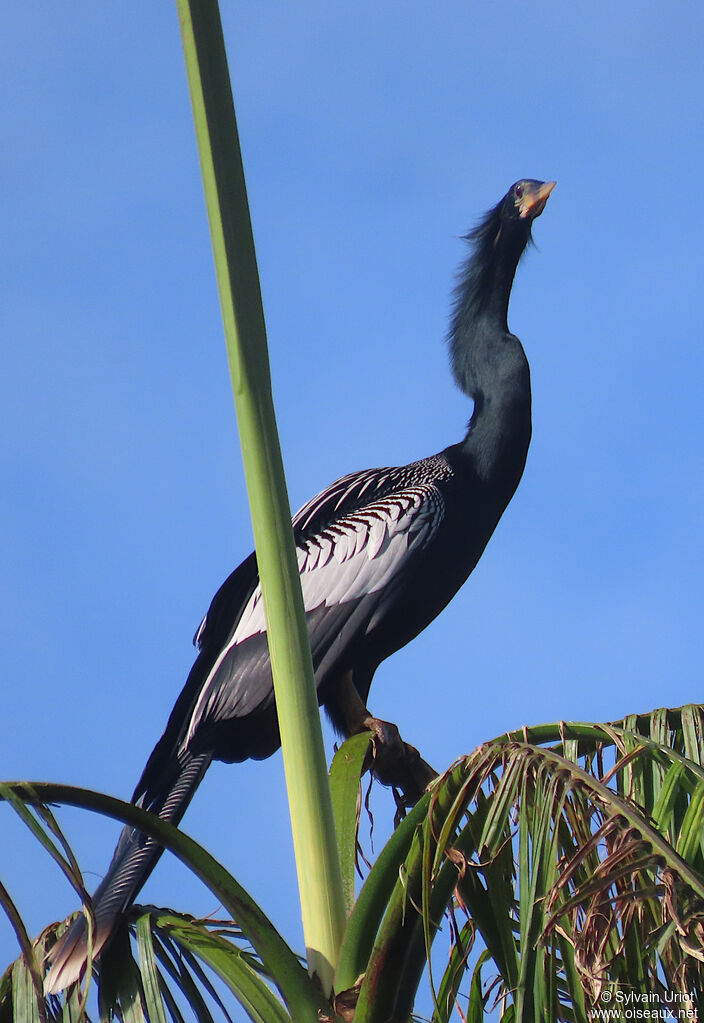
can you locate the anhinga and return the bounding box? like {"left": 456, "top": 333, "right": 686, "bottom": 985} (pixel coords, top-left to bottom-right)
{"left": 45, "top": 178, "right": 555, "bottom": 992}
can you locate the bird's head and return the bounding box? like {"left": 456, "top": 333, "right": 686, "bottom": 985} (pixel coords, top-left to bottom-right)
{"left": 450, "top": 178, "right": 555, "bottom": 341}
{"left": 465, "top": 179, "right": 556, "bottom": 258}
{"left": 503, "top": 179, "right": 556, "bottom": 223}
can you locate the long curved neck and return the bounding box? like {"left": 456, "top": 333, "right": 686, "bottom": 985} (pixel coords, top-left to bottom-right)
{"left": 454, "top": 319, "right": 531, "bottom": 489}
{"left": 448, "top": 210, "right": 533, "bottom": 489}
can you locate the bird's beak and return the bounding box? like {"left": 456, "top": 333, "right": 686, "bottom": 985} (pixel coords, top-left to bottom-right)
{"left": 518, "top": 180, "right": 556, "bottom": 220}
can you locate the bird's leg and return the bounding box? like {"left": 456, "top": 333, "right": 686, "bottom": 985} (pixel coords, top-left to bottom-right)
{"left": 334, "top": 671, "right": 437, "bottom": 807}
{"left": 363, "top": 716, "right": 438, "bottom": 808}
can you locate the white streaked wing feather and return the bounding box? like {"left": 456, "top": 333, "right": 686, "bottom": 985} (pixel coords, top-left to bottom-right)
{"left": 251, "top": 492, "right": 439, "bottom": 640}
{"left": 229, "top": 590, "right": 266, "bottom": 646}
{"left": 306, "top": 541, "right": 322, "bottom": 571}
{"left": 351, "top": 518, "right": 369, "bottom": 556}
{"left": 317, "top": 534, "right": 334, "bottom": 567}
{"left": 193, "top": 614, "right": 208, "bottom": 647}
{"left": 387, "top": 500, "right": 402, "bottom": 522}
{"left": 357, "top": 474, "right": 378, "bottom": 497}
{"left": 366, "top": 516, "right": 387, "bottom": 559}
{"left": 185, "top": 484, "right": 445, "bottom": 743}
{"left": 332, "top": 527, "right": 353, "bottom": 564}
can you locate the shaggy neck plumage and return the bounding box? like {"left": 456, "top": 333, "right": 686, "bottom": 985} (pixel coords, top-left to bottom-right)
{"left": 448, "top": 201, "right": 533, "bottom": 483}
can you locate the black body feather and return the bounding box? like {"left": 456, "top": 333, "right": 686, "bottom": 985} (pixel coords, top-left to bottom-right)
{"left": 44, "top": 179, "right": 553, "bottom": 993}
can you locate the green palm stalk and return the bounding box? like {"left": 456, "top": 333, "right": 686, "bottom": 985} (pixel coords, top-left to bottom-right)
{"left": 175, "top": 0, "right": 346, "bottom": 994}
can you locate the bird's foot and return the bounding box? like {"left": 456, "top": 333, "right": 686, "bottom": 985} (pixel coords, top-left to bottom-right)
{"left": 362, "top": 715, "right": 437, "bottom": 808}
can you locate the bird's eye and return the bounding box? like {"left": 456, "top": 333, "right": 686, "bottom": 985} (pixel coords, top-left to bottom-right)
{"left": 515, "top": 184, "right": 524, "bottom": 198}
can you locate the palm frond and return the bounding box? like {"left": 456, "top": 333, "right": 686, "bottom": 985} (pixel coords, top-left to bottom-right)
{"left": 5, "top": 706, "right": 704, "bottom": 1020}
{"left": 432, "top": 707, "right": 704, "bottom": 1019}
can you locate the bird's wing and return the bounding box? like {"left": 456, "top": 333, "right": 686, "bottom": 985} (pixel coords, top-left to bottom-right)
{"left": 182, "top": 463, "right": 450, "bottom": 744}
{"left": 291, "top": 465, "right": 409, "bottom": 534}
{"left": 192, "top": 550, "right": 258, "bottom": 651}
{"left": 190, "top": 468, "right": 401, "bottom": 654}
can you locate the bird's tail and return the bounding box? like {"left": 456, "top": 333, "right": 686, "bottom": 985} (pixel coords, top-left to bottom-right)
{"left": 44, "top": 749, "right": 212, "bottom": 995}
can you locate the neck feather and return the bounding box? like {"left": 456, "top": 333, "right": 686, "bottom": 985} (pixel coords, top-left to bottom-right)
{"left": 449, "top": 202, "right": 532, "bottom": 366}
{"left": 446, "top": 204, "right": 533, "bottom": 483}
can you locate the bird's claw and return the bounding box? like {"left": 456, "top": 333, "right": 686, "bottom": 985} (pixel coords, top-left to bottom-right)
{"left": 362, "top": 715, "right": 437, "bottom": 807}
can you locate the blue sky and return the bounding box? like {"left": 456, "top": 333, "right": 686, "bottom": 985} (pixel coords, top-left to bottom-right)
{"left": 2, "top": 1, "right": 703, "bottom": 1013}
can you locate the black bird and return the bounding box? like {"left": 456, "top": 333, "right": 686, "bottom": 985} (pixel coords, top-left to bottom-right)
{"left": 45, "top": 178, "right": 554, "bottom": 992}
